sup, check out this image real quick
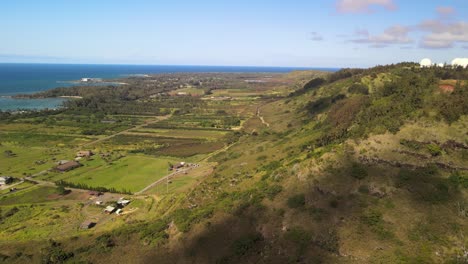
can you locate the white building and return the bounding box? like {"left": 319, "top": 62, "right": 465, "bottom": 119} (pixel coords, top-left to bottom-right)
{"left": 452, "top": 58, "right": 468, "bottom": 68}
{"left": 420, "top": 58, "right": 432, "bottom": 67}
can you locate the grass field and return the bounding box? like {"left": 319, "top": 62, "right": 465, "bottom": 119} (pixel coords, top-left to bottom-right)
{"left": 0, "top": 186, "right": 61, "bottom": 205}
{"left": 145, "top": 162, "right": 214, "bottom": 195}
{"left": 0, "top": 144, "right": 74, "bottom": 177}
{"left": 46, "top": 155, "right": 179, "bottom": 193}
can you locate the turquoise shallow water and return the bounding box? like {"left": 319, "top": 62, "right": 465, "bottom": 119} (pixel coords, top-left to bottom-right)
{"left": 0, "top": 63, "right": 339, "bottom": 111}
{"left": 0, "top": 96, "right": 66, "bottom": 111}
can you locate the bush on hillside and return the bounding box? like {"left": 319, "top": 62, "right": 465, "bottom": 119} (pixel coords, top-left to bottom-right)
{"left": 348, "top": 83, "right": 369, "bottom": 95}
{"left": 351, "top": 163, "right": 368, "bottom": 180}
{"left": 287, "top": 194, "right": 306, "bottom": 208}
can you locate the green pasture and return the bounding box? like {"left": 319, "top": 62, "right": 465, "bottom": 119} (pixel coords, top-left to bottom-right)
{"left": 48, "top": 155, "right": 179, "bottom": 193}
{"left": 0, "top": 144, "right": 74, "bottom": 177}
{"left": 0, "top": 186, "right": 60, "bottom": 206}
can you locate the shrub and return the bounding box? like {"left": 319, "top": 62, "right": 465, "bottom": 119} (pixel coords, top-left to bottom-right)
{"left": 172, "top": 207, "right": 214, "bottom": 233}
{"left": 287, "top": 194, "right": 306, "bottom": 209}
{"left": 358, "top": 185, "right": 370, "bottom": 194}
{"left": 308, "top": 207, "right": 326, "bottom": 221}
{"left": 3, "top": 207, "right": 19, "bottom": 218}
{"left": 284, "top": 227, "right": 312, "bottom": 254}
{"left": 348, "top": 83, "right": 369, "bottom": 95}
{"left": 264, "top": 185, "right": 283, "bottom": 200}
{"left": 426, "top": 144, "right": 443, "bottom": 156}
{"left": 351, "top": 163, "right": 368, "bottom": 180}
{"left": 329, "top": 199, "right": 339, "bottom": 208}
{"left": 55, "top": 186, "right": 69, "bottom": 195}
{"left": 448, "top": 171, "right": 468, "bottom": 188}
{"left": 399, "top": 139, "right": 423, "bottom": 150}
{"left": 40, "top": 240, "right": 74, "bottom": 264}
{"left": 360, "top": 209, "right": 394, "bottom": 240}
{"left": 95, "top": 234, "right": 115, "bottom": 250}
{"left": 232, "top": 233, "right": 263, "bottom": 256}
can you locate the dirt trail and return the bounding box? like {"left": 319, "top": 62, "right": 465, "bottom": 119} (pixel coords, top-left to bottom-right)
{"left": 256, "top": 106, "right": 270, "bottom": 127}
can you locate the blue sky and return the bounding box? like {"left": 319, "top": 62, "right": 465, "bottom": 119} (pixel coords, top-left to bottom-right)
{"left": 1, "top": 0, "right": 467, "bottom": 67}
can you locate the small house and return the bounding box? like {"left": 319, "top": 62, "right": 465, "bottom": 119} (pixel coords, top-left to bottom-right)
{"left": 117, "top": 199, "right": 131, "bottom": 207}
{"left": 56, "top": 160, "right": 70, "bottom": 165}
{"left": 0, "top": 176, "right": 13, "bottom": 185}
{"left": 95, "top": 201, "right": 103, "bottom": 205}
{"left": 80, "top": 221, "right": 95, "bottom": 229}
{"left": 104, "top": 206, "right": 116, "bottom": 214}
{"left": 172, "top": 162, "right": 186, "bottom": 170}
{"left": 56, "top": 161, "right": 81, "bottom": 172}
{"left": 76, "top": 150, "right": 93, "bottom": 158}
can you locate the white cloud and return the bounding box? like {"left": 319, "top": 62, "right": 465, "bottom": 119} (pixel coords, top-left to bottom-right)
{"left": 419, "top": 20, "right": 468, "bottom": 49}
{"left": 351, "top": 25, "right": 412, "bottom": 46}
{"left": 336, "top": 0, "right": 396, "bottom": 13}
{"left": 343, "top": 7, "right": 468, "bottom": 50}
{"left": 310, "top": 32, "right": 324, "bottom": 41}
{"left": 436, "top": 6, "right": 455, "bottom": 17}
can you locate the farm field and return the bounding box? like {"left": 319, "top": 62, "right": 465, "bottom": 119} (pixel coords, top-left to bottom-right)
{"left": 44, "top": 155, "right": 179, "bottom": 193}
{"left": 128, "top": 128, "right": 228, "bottom": 140}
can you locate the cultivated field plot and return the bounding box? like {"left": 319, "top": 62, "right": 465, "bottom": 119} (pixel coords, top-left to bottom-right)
{"left": 45, "top": 155, "right": 178, "bottom": 193}
{"left": 96, "top": 134, "right": 225, "bottom": 158}
{"left": 146, "top": 114, "right": 240, "bottom": 130}
{"left": 0, "top": 185, "right": 80, "bottom": 206}
{"left": 127, "top": 128, "right": 228, "bottom": 140}
{"left": 0, "top": 131, "right": 94, "bottom": 148}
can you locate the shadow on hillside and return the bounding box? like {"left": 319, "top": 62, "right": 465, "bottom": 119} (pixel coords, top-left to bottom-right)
{"left": 140, "top": 155, "right": 465, "bottom": 263}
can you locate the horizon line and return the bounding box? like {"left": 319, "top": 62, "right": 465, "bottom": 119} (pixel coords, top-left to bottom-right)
{"left": 0, "top": 61, "right": 343, "bottom": 69}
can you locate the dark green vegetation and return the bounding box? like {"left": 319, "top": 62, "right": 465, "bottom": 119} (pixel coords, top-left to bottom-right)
{"left": 0, "top": 66, "right": 467, "bottom": 263}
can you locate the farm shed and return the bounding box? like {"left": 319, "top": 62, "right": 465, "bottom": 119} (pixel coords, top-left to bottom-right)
{"left": 0, "top": 176, "right": 13, "bottom": 185}
{"left": 104, "top": 206, "right": 116, "bottom": 214}
{"left": 76, "top": 150, "right": 94, "bottom": 158}
{"left": 80, "top": 221, "right": 96, "bottom": 229}
{"left": 56, "top": 161, "right": 81, "bottom": 172}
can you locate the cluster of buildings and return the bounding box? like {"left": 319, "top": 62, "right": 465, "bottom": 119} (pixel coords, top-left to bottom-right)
{"left": 81, "top": 196, "right": 132, "bottom": 230}
{"left": 102, "top": 197, "right": 131, "bottom": 215}
{"left": 420, "top": 58, "right": 468, "bottom": 68}
{"left": 55, "top": 150, "right": 94, "bottom": 172}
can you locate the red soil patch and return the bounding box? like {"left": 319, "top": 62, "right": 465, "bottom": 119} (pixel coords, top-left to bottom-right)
{"left": 439, "top": 84, "right": 454, "bottom": 93}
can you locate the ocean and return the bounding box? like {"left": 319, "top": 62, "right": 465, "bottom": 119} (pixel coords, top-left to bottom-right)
{"left": 0, "top": 63, "right": 338, "bottom": 111}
